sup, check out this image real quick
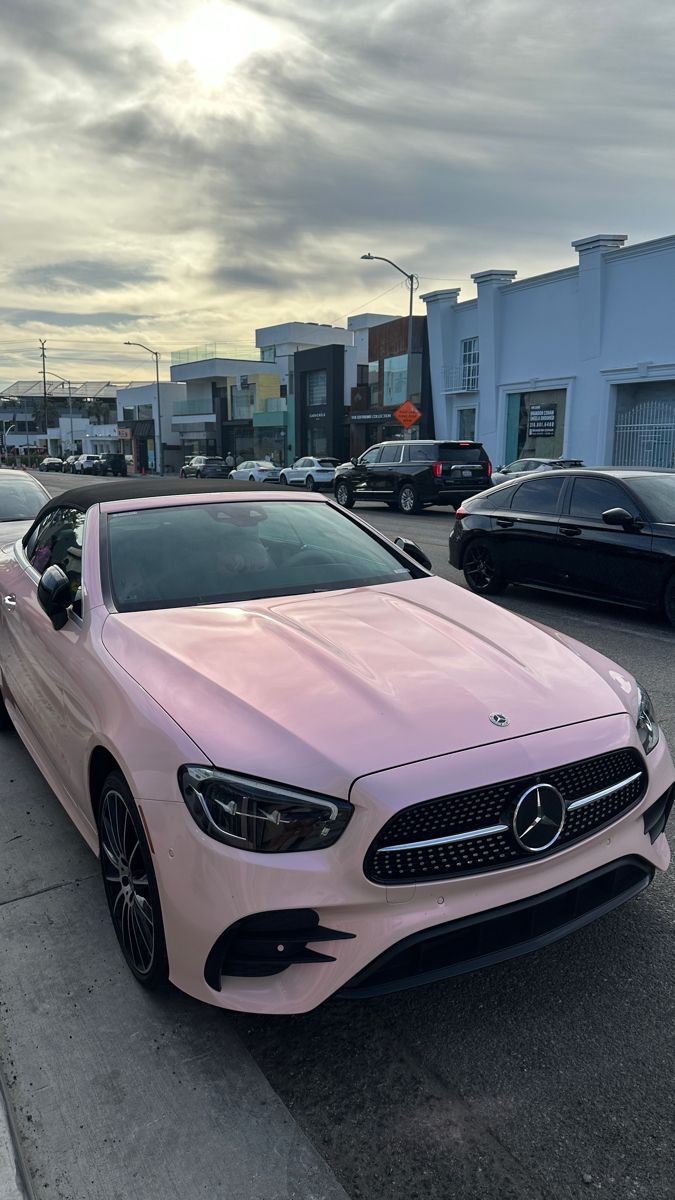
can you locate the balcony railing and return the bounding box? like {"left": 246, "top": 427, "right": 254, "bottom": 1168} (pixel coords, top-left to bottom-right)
{"left": 173, "top": 398, "right": 216, "bottom": 417}
{"left": 444, "top": 366, "right": 479, "bottom": 393}
{"left": 171, "top": 343, "right": 261, "bottom": 366}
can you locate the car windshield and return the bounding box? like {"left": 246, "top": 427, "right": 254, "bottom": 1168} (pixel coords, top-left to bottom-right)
{"left": 0, "top": 477, "right": 46, "bottom": 521}
{"left": 107, "top": 500, "right": 417, "bottom": 611}
{"left": 628, "top": 474, "right": 675, "bottom": 522}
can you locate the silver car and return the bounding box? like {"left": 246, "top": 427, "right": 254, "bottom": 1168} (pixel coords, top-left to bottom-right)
{"left": 228, "top": 460, "right": 280, "bottom": 482}
{"left": 491, "top": 457, "right": 584, "bottom": 486}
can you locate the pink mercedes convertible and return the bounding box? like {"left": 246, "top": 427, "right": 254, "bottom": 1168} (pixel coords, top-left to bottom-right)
{"left": 0, "top": 480, "right": 672, "bottom": 1013}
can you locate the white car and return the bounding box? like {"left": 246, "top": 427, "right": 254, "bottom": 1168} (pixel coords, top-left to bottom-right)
{"left": 491, "top": 457, "right": 584, "bottom": 486}
{"left": 280, "top": 456, "right": 340, "bottom": 491}
{"left": 0, "top": 469, "right": 49, "bottom": 545}
{"left": 228, "top": 460, "right": 280, "bottom": 482}
{"left": 73, "top": 454, "right": 101, "bottom": 475}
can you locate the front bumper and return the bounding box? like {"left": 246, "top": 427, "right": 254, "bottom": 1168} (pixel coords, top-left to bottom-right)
{"left": 141, "top": 714, "right": 673, "bottom": 1014}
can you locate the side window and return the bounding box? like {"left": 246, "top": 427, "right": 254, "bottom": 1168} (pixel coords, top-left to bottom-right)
{"left": 568, "top": 477, "right": 639, "bottom": 520}
{"left": 26, "top": 507, "right": 86, "bottom": 615}
{"left": 510, "top": 476, "right": 566, "bottom": 515}
{"left": 380, "top": 444, "right": 402, "bottom": 463}
{"left": 407, "top": 444, "right": 435, "bottom": 462}
{"left": 360, "top": 446, "right": 382, "bottom": 465}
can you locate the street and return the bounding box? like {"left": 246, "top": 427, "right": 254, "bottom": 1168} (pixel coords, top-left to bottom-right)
{"left": 2, "top": 474, "right": 674, "bottom": 1200}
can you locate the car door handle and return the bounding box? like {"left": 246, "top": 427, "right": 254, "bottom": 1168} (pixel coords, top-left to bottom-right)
{"left": 560, "top": 525, "right": 582, "bottom": 537}
{"left": 2, "top": 594, "right": 17, "bottom": 609}
{"left": 495, "top": 518, "right": 514, "bottom": 528}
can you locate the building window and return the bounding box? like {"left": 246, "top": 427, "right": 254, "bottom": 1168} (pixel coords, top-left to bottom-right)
{"left": 461, "top": 338, "right": 479, "bottom": 391}
{"left": 368, "top": 361, "right": 380, "bottom": 406}
{"left": 383, "top": 354, "right": 408, "bottom": 407}
{"left": 457, "top": 407, "right": 476, "bottom": 440}
{"left": 261, "top": 347, "right": 276, "bottom": 363}
{"left": 307, "top": 370, "right": 327, "bottom": 407}
{"left": 122, "top": 407, "right": 135, "bottom": 421}
{"left": 231, "top": 386, "right": 254, "bottom": 420}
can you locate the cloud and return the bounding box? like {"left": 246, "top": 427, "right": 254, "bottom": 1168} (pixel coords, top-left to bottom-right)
{"left": 1, "top": 0, "right": 675, "bottom": 388}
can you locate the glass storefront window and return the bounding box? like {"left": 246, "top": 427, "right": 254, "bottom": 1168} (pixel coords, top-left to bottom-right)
{"left": 383, "top": 355, "right": 408, "bottom": 407}
{"left": 505, "top": 389, "right": 566, "bottom": 461}
{"left": 307, "top": 370, "right": 327, "bottom": 406}
{"left": 368, "top": 361, "right": 380, "bottom": 407}
{"left": 458, "top": 408, "right": 476, "bottom": 440}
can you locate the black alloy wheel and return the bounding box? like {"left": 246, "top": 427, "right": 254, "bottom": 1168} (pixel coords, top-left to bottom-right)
{"left": 305, "top": 475, "right": 316, "bottom": 491}
{"left": 463, "top": 538, "right": 507, "bottom": 595}
{"left": 98, "top": 770, "right": 168, "bottom": 988}
{"left": 397, "top": 483, "right": 421, "bottom": 515}
{"left": 664, "top": 574, "right": 675, "bottom": 628}
{"left": 280, "top": 474, "right": 289, "bottom": 486}
{"left": 335, "top": 480, "right": 355, "bottom": 508}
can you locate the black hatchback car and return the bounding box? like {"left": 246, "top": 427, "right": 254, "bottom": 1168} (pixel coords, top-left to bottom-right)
{"left": 449, "top": 468, "right": 675, "bottom": 626}
{"left": 334, "top": 440, "right": 492, "bottom": 514}
{"left": 92, "top": 452, "right": 127, "bottom": 477}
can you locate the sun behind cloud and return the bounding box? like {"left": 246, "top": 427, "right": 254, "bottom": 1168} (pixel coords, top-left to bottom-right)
{"left": 158, "top": 1, "right": 282, "bottom": 86}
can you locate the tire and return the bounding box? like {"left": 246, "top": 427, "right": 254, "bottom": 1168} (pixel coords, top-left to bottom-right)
{"left": 397, "top": 483, "right": 421, "bottom": 515}
{"left": 462, "top": 538, "right": 507, "bottom": 595}
{"left": 664, "top": 573, "right": 675, "bottom": 628}
{"left": 98, "top": 770, "right": 169, "bottom": 989}
{"left": 335, "top": 480, "right": 355, "bottom": 509}
{"left": 248, "top": 474, "right": 256, "bottom": 481}
{"left": 280, "top": 474, "right": 289, "bottom": 486}
{"left": 305, "top": 475, "right": 316, "bottom": 491}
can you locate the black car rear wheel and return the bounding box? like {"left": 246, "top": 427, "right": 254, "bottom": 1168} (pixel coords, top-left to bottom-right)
{"left": 463, "top": 539, "right": 506, "bottom": 595}
{"left": 335, "top": 480, "right": 355, "bottom": 508}
{"left": 398, "top": 483, "right": 421, "bottom": 515}
{"left": 98, "top": 770, "right": 168, "bottom": 988}
{"left": 664, "top": 574, "right": 675, "bottom": 628}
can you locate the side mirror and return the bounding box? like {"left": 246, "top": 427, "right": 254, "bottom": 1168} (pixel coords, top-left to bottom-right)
{"left": 602, "top": 507, "right": 641, "bottom": 530}
{"left": 496, "top": 465, "right": 504, "bottom": 472}
{"left": 350, "top": 456, "right": 359, "bottom": 466}
{"left": 395, "top": 537, "right": 433, "bottom": 571}
{"left": 37, "top": 564, "right": 72, "bottom": 630}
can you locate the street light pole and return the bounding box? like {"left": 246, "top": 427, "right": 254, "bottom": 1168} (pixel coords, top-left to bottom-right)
{"left": 124, "top": 341, "right": 163, "bottom": 474}
{"left": 45, "top": 371, "right": 74, "bottom": 454}
{"left": 1, "top": 422, "right": 15, "bottom": 460}
{"left": 361, "top": 252, "right": 418, "bottom": 416}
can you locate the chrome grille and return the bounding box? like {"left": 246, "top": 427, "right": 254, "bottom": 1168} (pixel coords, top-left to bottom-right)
{"left": 365, "top": 748, "right": 646, "bottom": 885}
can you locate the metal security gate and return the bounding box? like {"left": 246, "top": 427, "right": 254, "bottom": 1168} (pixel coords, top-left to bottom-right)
{"left": 613, "top": 399, "right": 675, "bottom": 468}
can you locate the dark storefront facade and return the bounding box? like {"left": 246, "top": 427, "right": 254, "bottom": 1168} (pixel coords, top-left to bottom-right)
{"left": 294, "top": 345, "right": 349, "bottom": 465}
{"left": 349, "top": 316, "right": 433, "bottom": 457}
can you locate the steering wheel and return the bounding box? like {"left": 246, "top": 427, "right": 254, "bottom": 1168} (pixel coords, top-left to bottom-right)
{"left": 284, "top": 545, "right": 335, "bottom": 569}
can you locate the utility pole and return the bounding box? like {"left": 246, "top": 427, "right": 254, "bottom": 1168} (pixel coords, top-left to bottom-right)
{"left": 40, "top": 339, "right": 49, "bottom": 453}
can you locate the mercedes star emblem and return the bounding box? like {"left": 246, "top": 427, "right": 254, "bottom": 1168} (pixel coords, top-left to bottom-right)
{"left": 512, "top": 783, "right": 566, "bottom": 853}
{"left": 489, "top": 712, "right": 510, "bottom": 727}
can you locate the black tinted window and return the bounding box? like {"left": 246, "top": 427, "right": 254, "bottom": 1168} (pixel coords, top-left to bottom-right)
{"left": 628, "top": 475, "right": 675, "bottom": 522}
{"left": 510, "top": 476, "right": 565, "bottom": 514}
{"left": 360, "top": 447, "right": 382, "bottom": 464}
{"left": 380, "top": 444, "right": 402, "bottom": 463}
{"left": 568, "top": 477, "right": 638, "bottom": 519}
{"left": 26, "top": 506, "right": 85, "bottom": 614}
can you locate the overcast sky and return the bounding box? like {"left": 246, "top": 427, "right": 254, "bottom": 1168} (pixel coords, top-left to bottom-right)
{"left": 1, "top": 0, "right": 674, "bottom": 388}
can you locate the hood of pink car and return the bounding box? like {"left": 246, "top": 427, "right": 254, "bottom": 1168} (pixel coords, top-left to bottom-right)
{"left": 101, "top": 577, "right": 625, "bottom": 795}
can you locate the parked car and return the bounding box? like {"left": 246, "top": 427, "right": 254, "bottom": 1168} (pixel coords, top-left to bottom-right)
{"left": 450, "top": 467, "right": 675, "bottom": 626}
{"left": 92, "top": 453, "right": 127, "bottom": 477}
{"left": 73, "top": 454, "right": 100, "bottom": 474}
{"left": 38, "top": 456, "right": 63, "bottom": 473}
{"left": 491, "top": 457, "right": 585, "bottom": 486}
{"left": 228, "top": 460, "right": 281, "bottom": 482}
{"left": 0, "top": 469, "right": 50, "bottom": 543}
{"left": 280, "top": 456, "right": 340, "bottom": 491}
{"left": 334, "top": 440, "right": 492, "bottom": 513}
{"left": 0, "top": 478, "right": 672, "bottom": 1012}
{"left": 180, "top": 456, "right": 230, "bottom": 479}
{"left": 61, "top": 455, "right": 79, "bottom": 473}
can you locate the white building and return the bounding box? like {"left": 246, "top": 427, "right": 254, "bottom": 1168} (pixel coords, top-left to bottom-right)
{"left": 423, "top": 233, "right": 675, "bottom": 469}
{"left": 116, "top": 382, "right": 185, "bottom": 473}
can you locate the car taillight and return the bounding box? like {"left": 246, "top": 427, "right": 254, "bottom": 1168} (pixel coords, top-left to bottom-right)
{"left": 487, "top": 460, "right": 492, "bottom": 478}
{"left": 432, "top": 462, "right": 443, "bottom": 478}
{"left": 455, "top": 506, "right": 466, "bottom": 519}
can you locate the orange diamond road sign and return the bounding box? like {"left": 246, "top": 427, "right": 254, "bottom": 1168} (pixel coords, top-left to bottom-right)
{"left": 393, "top": 400, "right": 422, "bottom": 429}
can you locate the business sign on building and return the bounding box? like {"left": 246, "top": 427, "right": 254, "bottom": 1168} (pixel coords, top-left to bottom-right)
{"left": 528, "top": 405, "right": 557, "bottom": 438}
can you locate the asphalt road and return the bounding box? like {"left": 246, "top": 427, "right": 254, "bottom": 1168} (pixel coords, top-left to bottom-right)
{"left": 5, "top": 475, "right": 675, "bottom": 1200}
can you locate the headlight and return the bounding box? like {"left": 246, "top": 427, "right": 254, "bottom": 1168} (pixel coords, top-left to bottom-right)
{"left": 636, "top": 684, "right": 659, "bottom": 755}
{"left": 178, "top": 766, "right": 353, "bottom": 852}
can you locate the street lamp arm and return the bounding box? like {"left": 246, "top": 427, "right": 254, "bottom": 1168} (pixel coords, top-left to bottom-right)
{"left": 124, "top": 340, "right": 158, "bottom": 359}
{"left": 361, "top": 253, "right": 413, "bottom": 282}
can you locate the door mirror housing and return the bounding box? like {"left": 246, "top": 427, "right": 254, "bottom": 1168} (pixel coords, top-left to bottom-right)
{"left": 350, "top": 456, "right": 359, "bottom": 466}
{"left": 602, "top": 507, "right": 641, "bottom": 529}
{"left": 37, "top": 564, "right": 72, "bottom": 630}
{"left": 395, "top": 537, "right": 433, "bottom": 571}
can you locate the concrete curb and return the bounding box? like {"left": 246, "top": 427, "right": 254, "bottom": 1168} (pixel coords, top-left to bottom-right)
{"left": 0, "top": 1071, "right": 33, "bottom": 1200}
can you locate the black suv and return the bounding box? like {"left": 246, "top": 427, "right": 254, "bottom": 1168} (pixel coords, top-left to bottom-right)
{"left": 333, "top": 440, "right": 492, "bottom": 513}
{"left": 92, "top": 453, "right": 127, "bottom": 477}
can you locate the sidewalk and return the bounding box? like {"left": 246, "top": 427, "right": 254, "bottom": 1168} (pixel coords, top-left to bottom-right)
{"left": 0, "top": 735, "right": 348, "bottom": 1200}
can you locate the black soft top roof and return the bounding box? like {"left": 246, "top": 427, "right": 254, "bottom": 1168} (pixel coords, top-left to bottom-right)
{"left": 35, "top": 478, "right": 269, "bottom": 518}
